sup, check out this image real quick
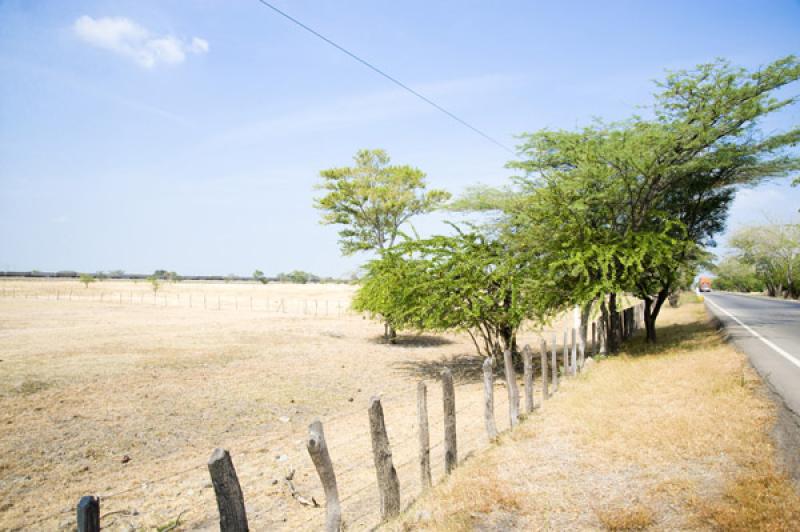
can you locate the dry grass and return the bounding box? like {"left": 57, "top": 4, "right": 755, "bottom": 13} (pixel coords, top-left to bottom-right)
{"left": 389, "top": 301, "right": 800, "bottom": 531}
{"left": 595, "top": 503, "right": 655, "bottom": 531}
{"left": 0, "top": 278, "right": 572, "bottom": 531}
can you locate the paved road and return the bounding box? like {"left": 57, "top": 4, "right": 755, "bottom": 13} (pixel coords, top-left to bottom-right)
{"left": 704, "top": 291, "right": 800, "bottom": 416}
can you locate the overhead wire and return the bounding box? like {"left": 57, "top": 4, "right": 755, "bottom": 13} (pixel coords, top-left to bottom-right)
{"left": 254, "top": 0, "right": 515, "bottom": 155}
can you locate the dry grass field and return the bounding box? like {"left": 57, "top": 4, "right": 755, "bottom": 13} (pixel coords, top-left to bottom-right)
{"left": 0, "top": 278, "right": 570, "bottom": 531}
{"left": 388, "top": 301, "right": 800, "bottom": 531}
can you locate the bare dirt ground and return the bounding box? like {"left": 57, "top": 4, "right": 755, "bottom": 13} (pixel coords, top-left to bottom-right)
{"left": 388, "top": 301, "right": 800, "bottom": 531}
{"left": 0, "top": 279, "right": 573, "bottom": 531}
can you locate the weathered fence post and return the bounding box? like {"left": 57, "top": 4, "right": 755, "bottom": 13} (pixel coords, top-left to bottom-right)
{"left": 369, "top": 397, "right": 400, "bottom": 519}
{"left": 417, "top": 382, "right": 432, "bottom": 489}
{"left": 522, "top": 345, "right": 534, "bottom": 414}
{"left": 571, "top": 329, "right": 577, "bottom": 376}
{"left": 562, "top": 331, "right": 569, "bottom": 376}
{"left": 578, "top": 335, "right": 585, "bottom": 372}
{"left": 442, "top": 368, "right": 458, "bottom": 473}
{"left": 307, "top": 420, "right": 342, "bottom": 532}
{"left": 208, "top": 448, "right": 249, "bottom": 532}
{"left": 76, "top": 495, "right": 100, "bottom": 532}
{"left": 551, "top": 333, "right": 558, "bottom": 392}
{"left": 482, "top": 358, "right": 498, "bottom": 440}
{"left": 503, "top": 349, "right": 520, "bottom": 427}
{"left": 591, "top": 321, "right": 597, "bottom": 357}
{"left": 540, "top": 339, "right": 549, "bottom": 400}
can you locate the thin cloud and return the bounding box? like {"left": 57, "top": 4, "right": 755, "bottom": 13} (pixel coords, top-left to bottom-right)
{"left": 73, "top": 15, "right": 208, "bottom": 68}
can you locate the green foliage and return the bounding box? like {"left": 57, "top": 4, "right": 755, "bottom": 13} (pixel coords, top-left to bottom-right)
{"left": 147, "top": 275, "right": 160, "bottom": 293}
{"left": 353, "top": 227, "right": 548, "bottom": 357}
{"left": 315, "top": 149, "right": 450, "bottom": 255}
{"left": 277, "top": 270, "right": 319, "bottom": 284}
{"left": 78, "top": 273, "right": 95, "bottom": 288}
{"left": 713, "top": 256, "right": 764, "bottom": 293}
{"left": 253, "top": 269, "right": 267, "bottom": 284}
{"left": 727, "top": 223, "right": 800, "bottom": 298}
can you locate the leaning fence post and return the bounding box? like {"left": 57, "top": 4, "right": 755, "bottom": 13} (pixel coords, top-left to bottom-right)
{"left": 307, "top": 420, "right": 342, "bottom": 532}
{"left": 503, "top": 349, "right": 520, "bottom": 427}
{"left": 368, "top": 397, "right": 401, "bottom": 520}
{"left": 76, "top": 496, "right": 100, "bottom": 532}
{"left": 482, "top": 358, "right": 498, "bottom": 440}
{"left": 208, "top": 448, "right": 249, "bottom": 532}
{"left": 441, "top": 368, "right": 458, "bottom": 473}
{"left": 540, "top": 339, "right": 549, "bottom": 401}
{"left": 522, "top": 345, "right": 534, "bottom": 414}
{"left": 417, "top": 382, "right": 432, "bottom": 489}
{"left": 551, "top": 333, "right": 559, "bottom": 392}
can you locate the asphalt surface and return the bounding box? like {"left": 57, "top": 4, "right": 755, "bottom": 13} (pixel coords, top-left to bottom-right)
{"left": 704, "top": 291, "right": 800, "bottom": 416}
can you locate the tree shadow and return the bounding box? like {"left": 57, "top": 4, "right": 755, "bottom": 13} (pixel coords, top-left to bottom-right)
{"left": 621, "top": 318, "right": 716, "bottom": 358}
{"left": 393, "top": 353, "right": 487, "bottom": 384}
{"left": 368, "top": 334, "right": 455, "bottom": 348}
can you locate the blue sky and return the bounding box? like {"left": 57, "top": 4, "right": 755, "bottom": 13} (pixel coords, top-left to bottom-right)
{"left": 1, "top": 0, "right": 798, "bottom": 277}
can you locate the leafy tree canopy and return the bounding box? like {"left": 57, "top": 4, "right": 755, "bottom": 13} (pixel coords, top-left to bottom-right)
{"left": 315, "top": 149, "right": 451, "bottom": 255}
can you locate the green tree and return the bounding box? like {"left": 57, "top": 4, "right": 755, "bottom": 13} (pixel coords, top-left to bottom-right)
{"left": 316, "top": 148, "right": 450, "bottom": 340}
{"left": 253, "top": 270, "right": 267, "bottom": 284}
{"left": 729, "top": 223, "right": 800, "bottom": 298}
{"left": 79, "top": 273, "right": 95, "bottom": 288}
{"left": 148, "top": 275, "right": 160, "bottom": 293}
{"left": 504, "top": 55, "right": 800, "bottom": 344}
{"left": 713, "top": 256, "right": 764, "bottom": 293}
{"left": 315, "top": 149, "right": 450, "bottom": 254}
{"left": 353, "top": 227, "right": 547, "bottom": 357}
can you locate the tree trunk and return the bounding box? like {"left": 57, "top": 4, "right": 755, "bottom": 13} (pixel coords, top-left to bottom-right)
{"left": 643, "top": 287, "right": 669, "bottom": 343}
{"left": 607, "top": 293, "right": 621, "bottom": 353}
{"left": 384, "top": 323, "right": 397, "bottom": 343}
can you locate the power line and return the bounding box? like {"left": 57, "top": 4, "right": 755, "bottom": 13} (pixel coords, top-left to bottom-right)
{"left": 254, "top": 0, "right": 515, "bottom": 155}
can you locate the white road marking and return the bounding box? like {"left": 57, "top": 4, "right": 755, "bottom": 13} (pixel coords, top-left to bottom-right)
{"left": 705, "top": 296, "right": 800, "bottom": 370}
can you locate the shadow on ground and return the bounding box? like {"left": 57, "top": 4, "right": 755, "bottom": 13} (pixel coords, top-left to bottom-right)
{"left": 369, "top": 334, "right": 455, "bottom": 348}
{"left": 622, "top": 317, "right": 714, "bottom": 358}
{"left": 393, "top": 353, "right": 488, "bottom": 384}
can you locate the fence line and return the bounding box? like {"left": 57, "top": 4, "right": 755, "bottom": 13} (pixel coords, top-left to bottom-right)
{"left": 58, "top": 302, "right": 646, "bottom": 531}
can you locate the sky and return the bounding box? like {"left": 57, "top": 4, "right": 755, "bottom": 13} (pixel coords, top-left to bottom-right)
{"left": 1, "top": 0, "right": 798, "bottom": 277}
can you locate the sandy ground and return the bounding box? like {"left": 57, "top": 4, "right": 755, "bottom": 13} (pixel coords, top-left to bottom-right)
{"left": 0, "top": 279, "right": 576, "bottom": 531}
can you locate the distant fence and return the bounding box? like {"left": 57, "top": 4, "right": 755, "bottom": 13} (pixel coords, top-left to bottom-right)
{"left": 0, "top": 287, "right": 351, "bottom": 317}
{"left": 52, "top": 302, "right": 646, "bottom": 531}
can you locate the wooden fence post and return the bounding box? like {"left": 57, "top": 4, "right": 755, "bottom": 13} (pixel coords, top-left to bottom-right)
{"left": 442, "top": 369, "right": 458, "bottom": 473}
{"left": 540, "top": 339, "right": 549, "bottom": 401}
{"left": 208, "top": 448, "right": 249, "bottom": 532}
{"left": 76, "top": 495, "right": 100, "bottom": 532}
{"left": 368, "top": 396, "right": 401, "bottom": 519}
{"left": 562, "top": 331, "right": 569, "bottom": 377}
{"left": 591, "top": 322, "right": 597, "bottom": 357}
{"left": 503, "top": 349, "right": 520, "bottom": 427}
{"left": 482, "top": 358, "right": 498, "bottom": 440}
{"left": 578, "top": 334, "right": 585, "bottom": 372}
{"left": 417, "top": 382, "right": 432, "bottom": 489}
{"left": 522, "top": 345, "right": 534, "bottom": 414}
{"left": 551, "top": 333, "right": 558, "bottom": 392}
{"left": 307, "top": 420, "right": 342, "bottom": 532}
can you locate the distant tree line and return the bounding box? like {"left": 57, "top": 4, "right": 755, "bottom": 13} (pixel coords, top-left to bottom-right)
{"left": 714, "top": 222, "right": 800, "bottom": 298}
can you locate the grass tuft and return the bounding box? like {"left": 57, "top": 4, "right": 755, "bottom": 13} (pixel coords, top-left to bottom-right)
{"left": 595, "top": 503, "right": 655, "bottom": 530}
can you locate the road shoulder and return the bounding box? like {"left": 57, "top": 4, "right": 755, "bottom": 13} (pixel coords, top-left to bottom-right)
{"left": 705, "top": 302, "right": 800, "bottom": 486}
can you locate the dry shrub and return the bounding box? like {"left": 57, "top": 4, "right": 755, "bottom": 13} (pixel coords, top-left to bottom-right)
{"left": 595, "top": 503, "right": 655, "bottom": 530}
{"left": 694, "top": 464, "right": 800, "bottom": 531}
